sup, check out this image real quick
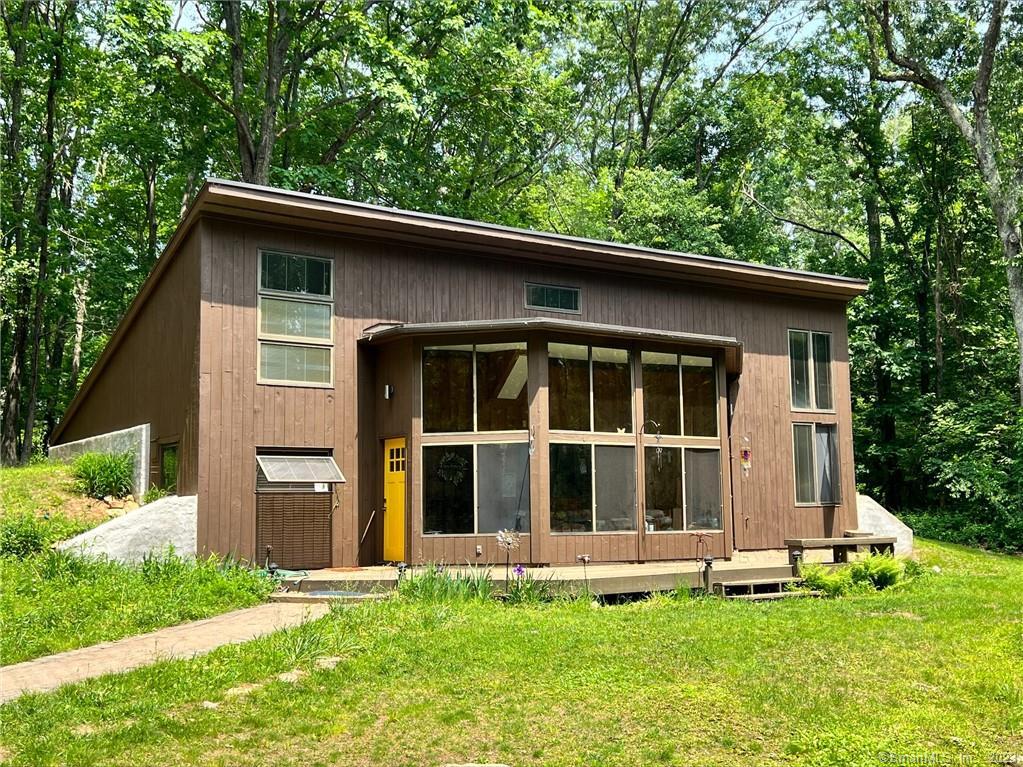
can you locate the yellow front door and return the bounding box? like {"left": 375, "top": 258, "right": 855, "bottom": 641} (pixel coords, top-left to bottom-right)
{"left": 383, "top": 438, "right": 407, "bottom": 562}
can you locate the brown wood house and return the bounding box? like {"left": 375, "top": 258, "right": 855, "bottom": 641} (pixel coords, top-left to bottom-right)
{"left": 51, "top": 180, "right": 868, "bottom": 570}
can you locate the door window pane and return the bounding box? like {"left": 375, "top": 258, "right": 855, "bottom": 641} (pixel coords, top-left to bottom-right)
{"left": 684, "top": 448, "right": 721, "bottom": 529}
{"left": 259, "top": 343, "right": 331, "bottom": 384}
{"left": 550, "top": 443, "right": 592, "bottom": 532}
{"left": 423, "top": 346, "right": 473, "bottom": 432}
{"left": 593, "top": 347, "right": 632, "bottom": 433}
{"left": 476, "top": 343, "right": 528, "bottom": 431}
{"left": 816, "top": 424, "right": 839, "bottom": 504}
{"left": 423, "top": 445, "right": 474, "bottom": 534}
{"left": 789, "top": 331, "right": 811, "bottom": 409}
{"left": 260, "top": 297, "right": 331, "bottom": 340}
{"left": 477, "top": 443, "right": 530, "bottom": 533}
{"left": 644, "top": 446, "right": 683, "bottom": 531}
{"left": 549, "top": 343, "right": 590, "bottom": 431}
{"left": 641, "top": 352, "right": 681, "bottom": 436}
{"left": 595, "top": 446, "right": 635, "bottom": 531}
{"left": 793, "top": 423, "right": 815, "bottom": 504}
{"left": 813, "top": 333, "right": 833, "bottom": 410}
{"left": 681, "top": 355, "right": 716, "bottom": 436}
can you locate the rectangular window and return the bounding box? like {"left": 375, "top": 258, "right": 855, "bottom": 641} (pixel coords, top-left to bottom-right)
{"left": 525, "top": 282, "right": 580, "bottom": 313}
{"left": 644, "top": 446, "right": 722, "bottom": 531}
{"left": 423, "top": 346, "right": 474, "bottom": 432}
{"left": 422, "top": 445, "right": 474, "bottom": 534}
{"left": 422, "top": 344, "right": 528, "bottom": 433}
{"left": 641, "top": 352, "right": 681, "bottom": 435}
{"left": 684, "top": 448, "right": 722, "bottom": 529}
{"left": 789, "top": 329, "right": 833, "bottom": 410}
{"left": 423, "top": 443, "right": 530, "bottom": 535}
{"left": 258, "top": 251, "right": 333, "bottom": 385}
{"left": 549, "top": 343, "right": 591, "bottom": 431}
{"left": 549, "top": 343, "right": 632, "bottom": 433}
{"left": 476, "top": 343, "right": 529, "bottom": 431}
{"left": 594, "top": 445, "right": 636, "bottom": 531}
{"left": 592, "top": 347, "right": 632, "bottom": 433}
{"left": 160, "top": 443, "right": 179, "bottom": 493}
{"left": 793, "top": 423, "right": 839, "bottom": 505}
{"left": 550, "top": 443, "right": 636, "bottom": 533}
{"left": 477, "top": 443, "right": 530, "bottom": 533}
{"left": 681, "top": 355, "right": 717, "bottom": 437}
{"left": 550, "top": 443, "right": 592, "bottom": 532}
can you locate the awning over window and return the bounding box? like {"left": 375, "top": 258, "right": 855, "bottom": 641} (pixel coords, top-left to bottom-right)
{"left": 256, "top": 454, "right": 346, "bottom": 484}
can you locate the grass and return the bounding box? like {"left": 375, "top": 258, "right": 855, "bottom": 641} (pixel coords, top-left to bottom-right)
{"left": 1, "top": 540, "right": 1020, "bottom": 766}
{"left": 0, "top": 461, "right": 274, "bottom": 665}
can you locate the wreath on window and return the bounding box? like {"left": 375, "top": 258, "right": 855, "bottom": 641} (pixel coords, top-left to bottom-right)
{"left": 437, "top": 451, "right": 469, "bottom": 486}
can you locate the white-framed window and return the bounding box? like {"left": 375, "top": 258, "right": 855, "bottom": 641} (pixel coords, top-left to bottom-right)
{"left": 421, "top": 442, "right": 530, "bottom": 535}
{"left": 793, "top": 422, "right": 840, "bottom": 505}
{"left": 789, "top": 329, "right": 833, "bottom": 411}
{"left": 257, "top": 251, "right": 333, "bottom": 386}
{"left": 525, "top": 282, "right": 581, "bottom": 313}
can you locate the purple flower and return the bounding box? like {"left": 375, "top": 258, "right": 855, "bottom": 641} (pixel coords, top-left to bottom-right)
{"left": 513, "top": 564, "right": 526, "bottom": 578}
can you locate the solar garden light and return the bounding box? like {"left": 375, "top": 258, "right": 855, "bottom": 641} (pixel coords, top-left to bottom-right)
{"left": 791, "top": 549, "right": 803, "bottom": 576}
{"left": 396, "top": 562, "right": 408, "bottom": 583}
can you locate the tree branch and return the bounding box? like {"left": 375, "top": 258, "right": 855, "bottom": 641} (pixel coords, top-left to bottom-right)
{"left": 742, "top": 187, "right": 866, "bottom": 260}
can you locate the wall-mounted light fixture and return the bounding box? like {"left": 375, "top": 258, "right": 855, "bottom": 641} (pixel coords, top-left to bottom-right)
{"left": 383, "top": 384, "right": 394, "bottom": 400}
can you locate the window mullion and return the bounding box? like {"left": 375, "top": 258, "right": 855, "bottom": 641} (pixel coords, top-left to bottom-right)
{"left": 591, "top": 443, "right": 597, "bottom": 533}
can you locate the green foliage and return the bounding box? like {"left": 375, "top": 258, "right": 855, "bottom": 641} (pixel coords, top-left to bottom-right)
{"left": 504, "top": 570, "right": 556, "bottom": 605}
{"left": 71, "top": 451, "right": 135, "bottom": 499}
{"left": 0, "top": 540, "right": 1020, "bottom": 765}
{"left": 142, "top": 485, "right": 170, "bottom": 504}
{"left": 0, "top": 514, "right": 48, "bottom": 558}
{"left": 396, "top": 565, "right": 495, "bottom": 603}
{"left": 0, "top": 549, "right": 274, "bottom": 665}
{"left": 801, "top": 554, "right": 909, "bottom": 597}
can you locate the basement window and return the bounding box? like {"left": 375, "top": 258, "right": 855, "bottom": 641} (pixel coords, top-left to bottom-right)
{"left": 258, "top": 251, "right": 333, "bottom": 386}
{"left": 255, "top": 451, "right": 345, "bottom": 493}
{"left": 525, "top": 282, "right": 581, "bottom": 313}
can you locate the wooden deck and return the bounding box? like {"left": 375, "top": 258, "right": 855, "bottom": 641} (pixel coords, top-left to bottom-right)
{"left": 280, "top": 551, "right": 831, "bottom": 596}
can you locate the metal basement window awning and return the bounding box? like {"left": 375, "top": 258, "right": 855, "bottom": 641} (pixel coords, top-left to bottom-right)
{"left": 256, "top": 455, "right": 346, "bottom": 485}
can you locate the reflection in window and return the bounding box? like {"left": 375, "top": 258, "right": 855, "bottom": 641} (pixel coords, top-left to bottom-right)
{"left": 423, "top": 445, "right": 474, "bottom": 534}
{"left": 477, "top": 443, "right": 530, "bottom": 533}
{"left": 789, "top": 330, "right": 811, "bottom": 409}
{"left": 160, "top": 444, "right": 179, "bottom": 493}
{"left": 593, "top": 347, "right": 632, "bottom": 433}
{"left": 595, "top": 445, "right": 636, "bottom": 531}
{"left": 684, "top": 448, "right": 722, "bottom": 529}
{"left": 793, "top": 423, "right": 816, "bottom": 504}
{"left": 644, "top": 446, "right": 683, "bottom": 531}
{"left": 550, "top": 443, "right": 592, "bottom": 532}
{"left": 476, "top": 343, "right": 528, "bottom": 431}
{"left": 816, "top": 424, "right": 839, "bottom": 504}
{"left": 548, "top": 343, "right": 590, "bottom": 431}
{"left": 423, "top": 346, "right": 473, "bottom": 433}
{"left": 681, "top": 355, "right": 716, "bottom": 437}
{"left": 813, "top": 334, "right": 834, "bottom": 411}
{"left": 641, "top": 352, "right": 681, "bottom": 435}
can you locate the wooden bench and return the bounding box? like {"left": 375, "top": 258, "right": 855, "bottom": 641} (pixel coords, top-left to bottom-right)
{"left": 784, "top": 535, "right": 897, "bottom": 568}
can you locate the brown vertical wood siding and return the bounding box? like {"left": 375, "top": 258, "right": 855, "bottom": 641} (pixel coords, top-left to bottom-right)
{"left": 55, "top": 229, "right": 201, "bottom": 495}
{"left": 197, "top": 216, "right": 857, "bottom": 565}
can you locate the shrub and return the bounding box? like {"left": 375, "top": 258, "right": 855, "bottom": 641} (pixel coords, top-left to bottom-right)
{"left": 801, "top": 554, "right": 907, "bottom": 597}
{"left": 142, "top": 485, "right": 170, "bottom": 504}
{"left": 0, "top": 514, "right": 47, "bottom": 558}
{"left": 72, "top": 451, "right": 134, "bottom": 499}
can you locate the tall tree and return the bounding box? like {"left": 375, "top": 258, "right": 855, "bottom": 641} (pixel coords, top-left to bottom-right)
{"left": 865, "top": 0, "right": 1023, "bottom": 401}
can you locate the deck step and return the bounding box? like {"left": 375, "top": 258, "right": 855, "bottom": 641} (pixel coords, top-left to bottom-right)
{"left": 726, "top": 590, "right": 822, "bottom": 601}
{"left": 713, "top": 577, "right": 802, "bottom": 588}
{"left": 269, "top": 591, "right": 390, "bottom": 605}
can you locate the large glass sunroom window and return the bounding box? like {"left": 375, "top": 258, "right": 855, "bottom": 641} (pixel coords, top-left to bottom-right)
{"left": 640, "top": 352, "right": 717, "bottom": 437}
{"left": 422, "top": 343, "right": 530, "bottom": 535}
{"left": 548, "top": 343, "right": 632, "bottom": 432}
{"left": 550, "top": 444, "right": 636, "bottom": 532}
{"left": 258, "top": 251, "right": 333, "bottom": 385}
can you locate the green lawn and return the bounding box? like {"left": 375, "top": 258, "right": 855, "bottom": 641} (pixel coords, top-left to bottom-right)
{"left": 1, "top": 540, "right": 1020, "bottom": 767}
{"left": 0, "top": 462, "right": 273, "bottom": 665}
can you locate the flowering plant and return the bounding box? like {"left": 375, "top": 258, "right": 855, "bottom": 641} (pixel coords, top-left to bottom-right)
{"left": 513, "top": 564, "right": 526, "bottom": 578}
{"left": 495, "top": 529, "right": 521, "bottom": 552}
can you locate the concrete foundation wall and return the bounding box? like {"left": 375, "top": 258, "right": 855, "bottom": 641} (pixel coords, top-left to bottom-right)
{"left": 49, "top": 423, "right": 151, "bottom": 498}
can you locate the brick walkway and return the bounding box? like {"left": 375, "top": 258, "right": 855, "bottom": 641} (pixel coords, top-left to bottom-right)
{"left": 0, "top": 602, "right": 329, "bottom": 704}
